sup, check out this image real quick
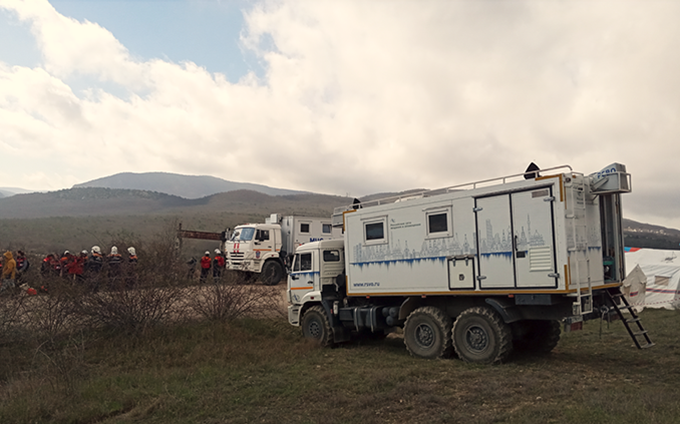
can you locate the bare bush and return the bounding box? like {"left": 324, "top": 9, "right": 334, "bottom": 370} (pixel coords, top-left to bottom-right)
{"left": 188, "top": 271, "right": 287, "bottom": 321}
{"left": 0, "top": 295, "right": 26, "bottom": 344}
{"left": 76, "top": 281, "right": 183, "bottom": 333}
{"left": 23, "top": 279, "right": 84, "bottom": 343}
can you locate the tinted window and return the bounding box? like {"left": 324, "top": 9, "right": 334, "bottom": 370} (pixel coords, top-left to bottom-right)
{"left": 300, "top": 223, "right": 310, "bottom": 233}
{"left": 428, "top": 213, "right": 448, "bottom": 233}
{"left": 365, "top": 222, "right": 384, "bottom": 241}
{"left": 323, "top": 250, "right": 340, "bottom": 262}
{"left": 322, "top": 223, "right": 332, "bottom": 234}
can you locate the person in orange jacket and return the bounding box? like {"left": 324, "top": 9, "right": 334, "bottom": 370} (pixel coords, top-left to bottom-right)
{"left": 1, "top": 251, "right": 17, "bottom": 292}
{"left": 199, "top": 251, "right": 211, "bottom": 283}
{"left": 212, "top": 249, "right": 225, "bottom": 282}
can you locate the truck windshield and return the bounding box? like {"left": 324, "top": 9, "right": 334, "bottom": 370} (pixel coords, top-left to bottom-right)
{"left": 230, "top": 227, "right": 255, "bottom": 241}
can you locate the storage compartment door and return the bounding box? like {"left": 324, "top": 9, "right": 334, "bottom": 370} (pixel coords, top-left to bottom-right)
{"left": 475, "top": 196, "right": 515, "bottom": 288}
{"left": 511, "top": 189, "right": 558, "bottom": 288}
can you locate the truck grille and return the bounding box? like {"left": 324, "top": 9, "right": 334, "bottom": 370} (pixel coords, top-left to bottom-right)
{"left": 228, "top": 252, "right": 245, "bottom": 265}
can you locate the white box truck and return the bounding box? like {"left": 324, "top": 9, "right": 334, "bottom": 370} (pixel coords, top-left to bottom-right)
{"left": 287, "top": 163, "right": 652, "bottom": 363}
{"left": 226, "top": 214, "right": 341, "bottom": 285}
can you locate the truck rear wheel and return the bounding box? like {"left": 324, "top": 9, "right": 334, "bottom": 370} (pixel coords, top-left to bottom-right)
{"left": 452, "top": 306, "right": 512, "bottom": 364}
{"left": 301, "top": 305, "right": 334, "bottom": 347}
{"left": 261, "top": 260, "right": 284, "bottom": 286}
{"left": 513, "top": 320, "right": 561, "bottom": 354}
{"left": 404, "top": 306, "right": 453, "bottom": 359}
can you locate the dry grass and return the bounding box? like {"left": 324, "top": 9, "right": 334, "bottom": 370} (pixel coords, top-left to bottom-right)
{"left": 0, "top": 304, "right": 679, "bottom": 424}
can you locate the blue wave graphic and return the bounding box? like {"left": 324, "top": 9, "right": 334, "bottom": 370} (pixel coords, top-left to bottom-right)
{"left": 290, "top": 271, "right": 320, "bottom": 277}
{"left": 479, "top": 251, "right": 513, "bottom": 259}
{"left": 350, "top": 256, "right": 448, "bottom": 268}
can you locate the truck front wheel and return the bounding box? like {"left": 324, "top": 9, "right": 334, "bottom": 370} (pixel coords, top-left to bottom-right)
{"left": 301, "top": 305, "right": 334, "bottom": 347}
{"left": 261, "top": 261, "right": 284, "bottom": 286}
{"left": 452, "top": 306, "right": 513, "bottom": 364}
{"left": 404, "top": 306, "right": 453, "bottom": 359}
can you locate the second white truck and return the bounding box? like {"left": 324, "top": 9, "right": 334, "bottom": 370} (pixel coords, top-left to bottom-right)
{"left": 226, "top": 214, "right": 341, "bottom": 285}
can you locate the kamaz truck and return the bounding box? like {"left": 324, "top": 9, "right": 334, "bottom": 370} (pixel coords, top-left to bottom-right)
{"left": 287, "top": 164, "right": 653, "bottom": 363}
{"left": 226, "top": 214, "right": 341, "bottom": 285}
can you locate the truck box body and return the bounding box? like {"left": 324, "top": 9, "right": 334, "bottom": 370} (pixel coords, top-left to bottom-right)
{"left": 342, "top": 171, "right": 615, "bottom": 298}
{"left": 267, "top": 214, "right": 342, "bottom": 257}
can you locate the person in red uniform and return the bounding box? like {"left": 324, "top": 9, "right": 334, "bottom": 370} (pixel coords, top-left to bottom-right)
{"left": 199, "top": 251, "right": 211, "bottom": 283}
{"left": 59, "top": 251, "right": 73, "bottom": 278}
{"left": 66, "top": 251, "right": 86, "bottom": 282}
{"left": 212, "top": 248, "right": 225, "bottom": 282}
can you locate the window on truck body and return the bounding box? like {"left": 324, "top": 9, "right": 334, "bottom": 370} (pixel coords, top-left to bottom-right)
{"left": 363, "top": 215, "right": 388, "bottom": 245}
{"left": 426, "top": 207, "right": 453, "bottom": 239}
{"left": 322, "top": 223, "right": 332, "bottom": 234}
{"left": 300, "top": 223, "right": 310, "bottom": 233}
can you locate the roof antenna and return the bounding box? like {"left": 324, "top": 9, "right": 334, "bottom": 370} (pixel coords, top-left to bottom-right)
{"left": 524, "top": 162, "right": 541, "bottom": 180}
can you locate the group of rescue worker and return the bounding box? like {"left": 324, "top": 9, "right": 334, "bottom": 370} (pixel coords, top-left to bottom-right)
{"left": 193, "top": 249, "right": 226, "bottom": 283}
{"left": 0, "top": 245, "right": 138, "bottom": 294}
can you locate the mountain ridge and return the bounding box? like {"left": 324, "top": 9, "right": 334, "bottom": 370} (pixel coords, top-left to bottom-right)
{"left": 73, "top": 172, "right": 307, "bottom": 199}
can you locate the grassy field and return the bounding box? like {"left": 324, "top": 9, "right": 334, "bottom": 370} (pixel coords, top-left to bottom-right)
{"left": 1, "top": 296, "right": 679, "bottom": 424}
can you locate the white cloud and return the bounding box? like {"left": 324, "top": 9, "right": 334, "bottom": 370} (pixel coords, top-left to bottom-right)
{"left": 0, "top": 0, "right": 679, "bottom": 228}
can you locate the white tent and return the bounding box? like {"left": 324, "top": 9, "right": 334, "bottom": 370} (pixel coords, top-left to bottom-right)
{"left": 624, "top": 248, "right": 680, "bottom": 310}
{"left": 622, "top": 264, "right": 647, "bottom": 312}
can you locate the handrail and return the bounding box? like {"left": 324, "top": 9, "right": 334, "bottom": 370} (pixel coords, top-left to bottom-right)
{"left": 334, "top": 164, "right": 574, "bottom": 213}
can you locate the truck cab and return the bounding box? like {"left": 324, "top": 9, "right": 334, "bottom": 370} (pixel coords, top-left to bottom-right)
{"left": 225, "top": 223, "right": 284, "bottom": 285}
{"left": 287, "top": 239, "right": 345, "bottom": 324}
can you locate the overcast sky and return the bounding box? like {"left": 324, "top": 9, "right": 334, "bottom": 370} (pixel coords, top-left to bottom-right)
{"left": 1, "top": 0, "right": 679, "bottom": 229}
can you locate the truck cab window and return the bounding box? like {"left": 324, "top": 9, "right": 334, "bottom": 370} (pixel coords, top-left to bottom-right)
{"left": 323, "top": 250, "right": 340, "bottom": 262}
{"left": 256, "top": 229, "right": 270, "bottom": 241}
{"left": 292, "top": 253, "right": 313, "bottom": 272}
{"left": 238, "top": 227, "right": 255, "bottom": 241}
{"left": 300, "top": 253, "right": 312, "bottom": 271}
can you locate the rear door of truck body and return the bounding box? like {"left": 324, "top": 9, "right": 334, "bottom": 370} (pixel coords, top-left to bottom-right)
{"left": 475, "top": 184, "right": 558, "bottom": 289}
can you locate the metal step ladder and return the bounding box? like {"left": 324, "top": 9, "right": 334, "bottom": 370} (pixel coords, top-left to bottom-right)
{"left": 567, "top": 175, "right": 592, "bottom": 315}
{"left": 606, "top": 290, "right": 654, "bottom": 349}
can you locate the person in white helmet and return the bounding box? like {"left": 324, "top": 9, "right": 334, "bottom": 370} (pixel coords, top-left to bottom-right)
{"left": 125, "top": 247, "right": 138, "bottom": 288}
{"left": 212, "top": 248, "right": 225, "bottom": 282}
{"left": 199, "top": 250, "right": 211, "bottom": 283}
{"left": 107, "top": 246, "right": 122, "bottom": 289}
{"left": 86, "top": 246, "right": 104, "bottom": 292}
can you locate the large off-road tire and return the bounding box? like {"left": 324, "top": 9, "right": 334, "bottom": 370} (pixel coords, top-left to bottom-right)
{"left": 261, "top": 260, "right": 284, "bottom": 286}
{"left": 301, "top": 305, "right": 334, "bottom": 347}
{"left": 404, "top": 306, "right": 453, "bottom": 359}
{"left": 452, "top": 306, "right": 513, "bottom": 364}
{"left": 513, "top": 320, "right": 561, "bottom": 354}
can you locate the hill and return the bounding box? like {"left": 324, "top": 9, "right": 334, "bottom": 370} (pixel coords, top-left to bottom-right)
{"left": 0, "top": 188, "right": 348, "bottom": 220}
{"left": 1, "top": 186, "right": 679, "bottom": 253}
{"left": 73, "top": 172, "right": 306, "bottom": 199}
